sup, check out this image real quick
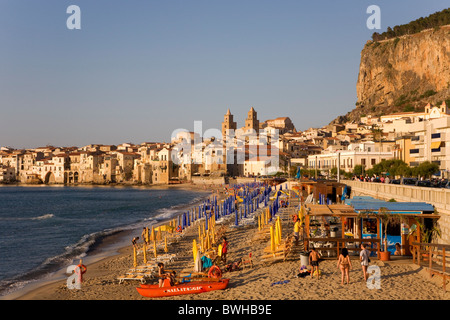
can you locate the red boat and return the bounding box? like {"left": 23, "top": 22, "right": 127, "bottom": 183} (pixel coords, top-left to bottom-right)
{"left": 136, "top": 278, "right": 230, "bottom": 298}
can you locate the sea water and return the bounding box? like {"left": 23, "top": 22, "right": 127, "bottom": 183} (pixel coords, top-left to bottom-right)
{"left": 0, "top": 185, "right": 208, "bottom": 297}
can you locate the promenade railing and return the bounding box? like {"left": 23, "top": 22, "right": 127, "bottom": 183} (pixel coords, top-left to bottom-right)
{"left": 412, "top": 242, "right": 450, "bottom": 291}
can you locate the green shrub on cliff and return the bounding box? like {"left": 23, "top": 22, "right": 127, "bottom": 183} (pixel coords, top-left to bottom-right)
{"left": 371, "top": 8, "right": 450, "bottom": 42}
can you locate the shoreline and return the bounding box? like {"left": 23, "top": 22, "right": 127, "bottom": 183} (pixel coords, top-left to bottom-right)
{"left": 0, "top": 183, "right": 216, "bottom": 300}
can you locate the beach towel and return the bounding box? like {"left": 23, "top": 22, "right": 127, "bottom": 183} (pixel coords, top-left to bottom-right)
{"left": 201, "top": 255, "right": 213, "bottom": 270}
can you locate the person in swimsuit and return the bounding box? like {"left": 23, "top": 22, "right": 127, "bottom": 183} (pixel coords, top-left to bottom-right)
{"left": 157, "top": 262, "right": 169, "bottom": 287}
{"left": 309, "top": 247, "right": 321, "bottom": 279}
{"left": 337, "top": 247, "right": 352, "bottom": 285}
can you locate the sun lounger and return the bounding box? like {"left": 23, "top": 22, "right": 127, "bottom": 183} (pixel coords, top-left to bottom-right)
{"left": 117, "top": 273, "right": 148, "bottom": 284}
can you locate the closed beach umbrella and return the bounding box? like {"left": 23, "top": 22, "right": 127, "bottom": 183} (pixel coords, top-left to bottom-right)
{"left": 150, "top": 226, "right": 156, "bottom": 241}
{"left": 133, "top": 246, "right": 137, "bottom": 267}
{"left": 164, "top": 236, "right": 168, "bottom": 253}
{"left": 270, "top": 225, "right": 275, "bottom": 253}
{"left": 143, "top": 242, "right": 147, "bottom": 264}
{"left": 193, "top": 239, "right": 198, "bottom": 262}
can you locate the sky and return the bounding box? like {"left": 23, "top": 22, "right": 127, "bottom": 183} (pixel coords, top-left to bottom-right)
{"left": 1, "top": 0, "right": 449, "bottom": 149}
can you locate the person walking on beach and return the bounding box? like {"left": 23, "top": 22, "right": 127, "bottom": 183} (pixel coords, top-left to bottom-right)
{"left": 309, "top": 247, "right": 321, "bottom": 279}
{"left": 221, "top": 237, "right": 228, "bottom": 264}
{"left": 141, "top": 227, "right": 149, "bottom": 245}
{"left": 359, "top": 243, "right": 370, "bottom": 281}
{"left": 132, "top": 237, "right": 139, "bottom": 249}
{"left": 337, "top": 248, "right": 352, "bottom": 285}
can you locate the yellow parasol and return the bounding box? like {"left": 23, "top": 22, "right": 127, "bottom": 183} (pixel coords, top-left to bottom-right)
{"left": 133, "top": 246, "right": 137, "bottom": 267}
{"left": 164, "top": 236, "right": 168, "bottom": 253}
{"left": 150, "top": 226, "right": 156, "bottom": 241}
{"left": 143, "top": 242, "right": 147, "bottom": 264}
{"left": 153, "top": 240, "right": 157, "bottom": 258}
{"left": 270, "top": 225, "right": 275, "bottom": 254}
{"left": 193, "top": 239, "right": 198, "bottom": 262}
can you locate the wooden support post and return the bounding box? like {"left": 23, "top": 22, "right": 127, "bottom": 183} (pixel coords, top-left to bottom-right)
{"left": 429, "top": 246, "right": 432, "bottom": 277}
{"left": 337, "top": 240, "right": 340, "bottom": 257}
{"left": 442, "top": 247, "right": 446, "bottom": 292}
{"left": 416, "top": 244, "right": 420, "bottom": 266}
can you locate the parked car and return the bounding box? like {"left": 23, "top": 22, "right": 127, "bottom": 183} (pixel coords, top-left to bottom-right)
{"left": 416, "top": 180, "right": 431, "bottom": 187}
{"left": 401, "top": 177, "right": 417, "bottom": 185}
{"left": 390, "top": 179, "right": 401, "bottom": 184}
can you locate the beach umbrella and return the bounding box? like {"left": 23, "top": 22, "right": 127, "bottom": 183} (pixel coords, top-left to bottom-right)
{"left": 143, "top": 243, "right": 147, "bottom": 264}
{"left": 194, "top": 249, "right": 202, "bottom": 272}
{"left": 164, "top": 236, "right": 168, "bottom": 253}
{"left": 270, "top": 225, "right": 275, "bottom": 253}
{"left": 153, "top": 240, "right": 157, "bottom": 258}
{"left": 205, "top": 211, "right": 209, "bottom": 231}
{"left": 193, "top": 239, "right": 198, "bottom": 262}
{"left": 187, "top": 210, "right": 190, "bottom": 227}
{"left": 133, "top": 246, "right": 137, "bottom": 267}
{"left": 150, "top": 226, "right": 156, "bottom": 241}
{"left": 235, "top": 207, "right": 239, "bottom": 226}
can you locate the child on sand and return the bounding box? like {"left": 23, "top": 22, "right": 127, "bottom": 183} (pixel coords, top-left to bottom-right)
{"left": 221, "top": 237, "right": 229, "bottom": 264}
{"left": 309, "top": 247, "right": 321, "bottom": 279}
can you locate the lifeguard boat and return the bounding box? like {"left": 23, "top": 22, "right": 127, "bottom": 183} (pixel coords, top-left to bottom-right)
{"left": 136, "top": 278, "right": 229, "bottom": 298}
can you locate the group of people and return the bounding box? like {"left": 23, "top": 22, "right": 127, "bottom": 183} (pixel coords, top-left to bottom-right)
{"left": 353, "top": 175, "right": 390, "bottom": 183}
{"left": 308, "top": 243, "right": 371, "bottom": 285}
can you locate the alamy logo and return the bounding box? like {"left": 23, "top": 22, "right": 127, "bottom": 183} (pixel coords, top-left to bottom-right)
{"left": 66, "top": 261, "right": 87, "bottom": 289}
{"left": 66, "top": 5, "right": 81, "bottom": 30}
{"left": 366, "top": 265, "right": 381, "bottom": 289}
{"left": 366, "top": 5, "right": 381, "bottom": 30}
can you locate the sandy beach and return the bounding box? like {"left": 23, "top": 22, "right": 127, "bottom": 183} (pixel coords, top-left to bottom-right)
{"left": 9, "top": 183, "right": 450, "bottom": 302}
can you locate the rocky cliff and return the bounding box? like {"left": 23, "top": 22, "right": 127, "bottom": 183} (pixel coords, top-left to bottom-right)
{"left": 333, "top": 25, "right": 450, "bottom": 124}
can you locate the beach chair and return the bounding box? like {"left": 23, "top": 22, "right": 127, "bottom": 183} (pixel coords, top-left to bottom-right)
{"left": 241, "top": 253, "right": 253, "bottom": 269}
{"left": 117, "top": 273, "right": 148, "bottom": 284}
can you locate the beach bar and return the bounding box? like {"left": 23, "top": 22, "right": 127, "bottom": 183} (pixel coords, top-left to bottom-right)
{"left": 303, "top": 203, "right": 381, "bottom": 258}
{"left": 345, "top": 197, "right": 440, "bottom": 256}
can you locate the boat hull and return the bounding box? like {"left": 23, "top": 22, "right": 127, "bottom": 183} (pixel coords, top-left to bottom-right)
{"left": 136, "top": 279, "right": 229, "bottom": 298}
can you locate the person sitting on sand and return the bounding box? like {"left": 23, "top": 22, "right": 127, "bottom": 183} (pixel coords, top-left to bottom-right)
{"left": 167, "top": 270, "right": 177, "bottom": 286}
{"left": 158, "top": 262, "right": 169, "bottom": 287}
{"left": 337, "top": 248, "right": 352, "bottom": 285}
{"left": 309, "top": 247, "right": 321, "bottom": 279}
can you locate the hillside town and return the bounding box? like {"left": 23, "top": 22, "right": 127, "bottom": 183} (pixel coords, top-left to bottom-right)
{"left": 1, "top": 102, "right": 449, "bottom": 185}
